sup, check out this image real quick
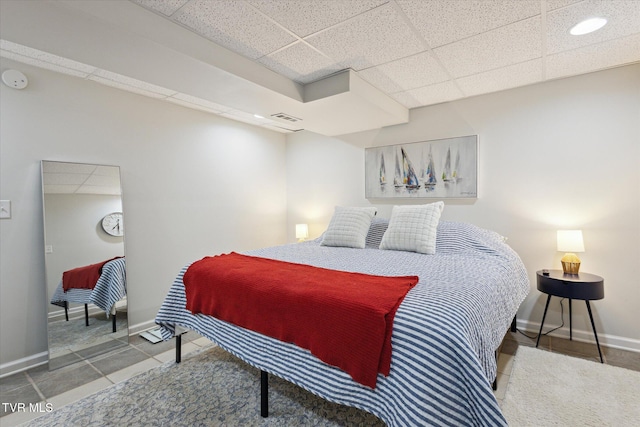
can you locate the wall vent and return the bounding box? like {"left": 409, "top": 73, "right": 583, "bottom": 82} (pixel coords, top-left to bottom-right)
{"left": 271, "top": 112, "right": 302, "bottom": 123}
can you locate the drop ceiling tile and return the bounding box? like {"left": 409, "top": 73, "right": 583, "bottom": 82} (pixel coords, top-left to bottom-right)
{"left": 389, "top": 91, "right": 423, "bottom": 109}
{"left": 93, "top": 165, "right": 121, "bottom": 177}
{"left": 358, "top": 51, "right": 450, "bottom": 93}
{"left": 546, "top": 0, "right": 640, "bottom": 55}
{"left": 397, "top": 0, "right": 540, "bottom": 48}
{"left": 546, "top": 0, "right": 583, "bottom": 12}
{"left": 250, "top": 0, "right": 387, "bottom": 37}
{"left": 305, "top": 3, "right": 424, "bottom": 71}
{"left": 546, "top": 33, "right": 640, "bottom": 79}
{"left": 173, "top": 0, "right": 297, "bottom": 60}
{"left": 43, "top": 162, "right": 96, "bottom": 174}
{"left": 258, "top": 41, "right": 343, "bottom": 84}
{"left": 396, "top": 80, "right": 464, "bottom": 107}
{"left": 83, "top": 174, "right": 121, "bottom": 188}
{"left": 43, "top": 173, "right": 88, "bottom": 186}
{"left": 434, "top": 17, "right": 542, "bottom": 78}
{"left": 456, "top": 59, "right": 543, "bottom": 97}
{"left": 131, "top": 0, "right": 189, "bottom": 17}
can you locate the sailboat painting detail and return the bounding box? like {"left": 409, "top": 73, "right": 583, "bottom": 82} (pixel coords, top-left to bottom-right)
{"left": 365, "top": 135, "right": 477, "bottom": 199}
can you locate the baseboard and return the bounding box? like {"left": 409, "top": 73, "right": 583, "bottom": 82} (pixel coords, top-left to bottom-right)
{"left": 0, "top": 352, "right": 48, "bottom": 379}
{"left": 516, "top": 318, "right": 640, "bottom": 353}
{"left": 48, "top": 304, "right": 103, "bottom": 322}
{"left": 128, "top": 319, "right": 158, "bottom": 336}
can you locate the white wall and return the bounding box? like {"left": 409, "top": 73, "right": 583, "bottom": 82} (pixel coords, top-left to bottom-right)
{"left": 0, "top": 58, "right": 287, "bottom": 374}
{"left": 287, "top": 64, "right": 640, "bottom": 352}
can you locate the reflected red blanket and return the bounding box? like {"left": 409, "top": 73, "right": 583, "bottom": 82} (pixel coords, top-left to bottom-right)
{"left": 62, "top": 257, "right": 122, "bottom": 292}
{"left": 184, "top": 252, "right": 418, "bottom": 388}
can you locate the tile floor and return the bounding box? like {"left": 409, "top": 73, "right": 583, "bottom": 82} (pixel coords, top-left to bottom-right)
{"left": 2, "top": 330, "right": 638, "bottom": 426}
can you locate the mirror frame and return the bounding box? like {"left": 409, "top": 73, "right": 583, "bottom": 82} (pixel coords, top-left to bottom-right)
{"left": 41, "top": 160, "right": 129, "bottom": 370}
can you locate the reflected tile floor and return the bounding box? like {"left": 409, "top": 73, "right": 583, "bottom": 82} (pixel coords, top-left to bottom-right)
{"left": 2, "top": 330, "right": 639, "bottom": 426}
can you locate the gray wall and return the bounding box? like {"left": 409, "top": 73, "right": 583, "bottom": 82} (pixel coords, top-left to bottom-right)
{"left": 0, "top": 58, "right": 287, "bottom": 374}
{"left": 286, "top": 64, "right": 640, "bottom": 352}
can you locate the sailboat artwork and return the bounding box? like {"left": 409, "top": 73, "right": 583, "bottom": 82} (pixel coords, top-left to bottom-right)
{"left": 365, "top": 135, "right": 477, "bottom": 199}
{"left": 423, "top": 146, "right": 437, "bottom": 188}
{"left": 401, "top": 148, "right": 421, "bottom": 191}
{"left": 442, "top": 147, "right": 453, "bottom": 182}
{"left": 394, "top": 149, "right": 404, "bottom": 189}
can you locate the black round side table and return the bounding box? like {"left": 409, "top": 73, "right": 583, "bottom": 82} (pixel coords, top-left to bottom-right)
{"left": 536, "top": 270, "right": 605, "bottom": 363}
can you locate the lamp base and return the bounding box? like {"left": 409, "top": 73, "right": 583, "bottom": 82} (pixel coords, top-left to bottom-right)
{"left": 561, "top": 261, "right": 581, "bottom": 274}
{"left": 561, "top": 253, "right": 581, "bottom": 274}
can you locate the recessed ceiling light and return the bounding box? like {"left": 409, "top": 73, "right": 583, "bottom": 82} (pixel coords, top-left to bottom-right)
{"left": 570, "top": 17, "right": 607, "bottom": 35}
{"left": 254, "top": 114, "right": 265, "bottom": 119}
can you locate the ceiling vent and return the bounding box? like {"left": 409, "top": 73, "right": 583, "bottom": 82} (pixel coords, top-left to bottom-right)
{"left": 271, "top": 112, "right": 302, "bottom": 123}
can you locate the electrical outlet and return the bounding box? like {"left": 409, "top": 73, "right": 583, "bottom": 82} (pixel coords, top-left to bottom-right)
{"left": 0, "top": 200, "right": 11, "bottom": 219}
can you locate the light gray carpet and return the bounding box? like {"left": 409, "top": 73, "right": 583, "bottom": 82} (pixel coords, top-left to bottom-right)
{"left": 501, "top": 346, "right": 640, "bottom": 426}
{"left": 24, "top": 345, "right": 384, "bottom": 426}
{"left": 25, "top": 344, "right": 639, "bottom": 426}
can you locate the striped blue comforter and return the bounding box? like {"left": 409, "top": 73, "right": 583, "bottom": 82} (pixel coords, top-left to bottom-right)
{"left": 156, "top": 222, "right": 529, "bottom": 426}
{"left": 50, "top": 257, "right": 127, "bottom": 315}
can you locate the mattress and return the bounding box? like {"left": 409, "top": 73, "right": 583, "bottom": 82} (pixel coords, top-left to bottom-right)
{"left": 156, "top": 221, "right": 529, "bottom": 426}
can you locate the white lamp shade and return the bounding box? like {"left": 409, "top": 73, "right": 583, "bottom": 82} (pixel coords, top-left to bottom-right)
{"left": 295, "top": 223, "right": 309, "bottom": 239}
{"left": 557, "top": 230, "right": 585, "bottom": 252}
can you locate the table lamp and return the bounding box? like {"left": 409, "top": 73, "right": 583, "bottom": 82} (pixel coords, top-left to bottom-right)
{"left": 295, "top": 224, "right": 309, "bottom": 242}
{"left": 557, "top": 230, "right": 584, "bottom": 274}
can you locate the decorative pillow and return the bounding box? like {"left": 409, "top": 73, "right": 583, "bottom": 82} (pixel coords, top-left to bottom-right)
{"left": 365, "top": 218, "right": 389, "bottom": 248}
{"left": 321, "top": 206, "right": 377, "bottom": 249}
{"left": 379, "top": 202, "right": 444, "bottom": 254}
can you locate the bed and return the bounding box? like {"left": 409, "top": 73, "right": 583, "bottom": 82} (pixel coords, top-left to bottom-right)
{"left": 156, "top": 214, "right": 529, "bottom": 426}
{"left": 50, "top": 257, "right": 127, "bottom": 331}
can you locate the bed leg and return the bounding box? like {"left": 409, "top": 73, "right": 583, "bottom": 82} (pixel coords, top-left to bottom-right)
{"left": 112, "top": 312, "right": 117, "bottom": 333}
{"left": 85, "top": 304, "right": 89, "bottom": 326}
{"left": 175, "top": 334, "right": 182, "bottom": 363}
{"left": 492, "top": 350, "right": 498, "bottom": 391}
{"left": 64, "top": 302, "right": 69, "bottom": 321}
{"left": 261, "top": 370, "right": 268, "bottom": 418}
{"left": 510, "top": 315, "right": 517, "bottom": 332}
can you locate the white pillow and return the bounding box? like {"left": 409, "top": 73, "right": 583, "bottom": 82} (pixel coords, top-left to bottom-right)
{"left": 379, "top": 202, "right": 444, "bottom": 254}
{"left": 321, "top": 206, "right": 377, "bottom": 249}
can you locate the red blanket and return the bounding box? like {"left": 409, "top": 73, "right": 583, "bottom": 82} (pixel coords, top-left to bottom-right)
{"left": 62, "top": 257, "right": 122, "bottom": 292}
{"left": 183, "top": 252, "right": 418, "bottom": 388}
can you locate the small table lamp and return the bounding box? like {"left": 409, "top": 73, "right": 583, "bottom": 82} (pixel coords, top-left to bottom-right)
{"left": 295, "top": 224, "right": 309, "bottom": 242}
{"left": 557, "top": 230, "right": 585, "bottom": 274}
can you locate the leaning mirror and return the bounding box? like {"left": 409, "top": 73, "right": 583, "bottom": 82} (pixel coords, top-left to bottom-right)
{"left": 41, "top": 161, "right": 128, "bottom": 370}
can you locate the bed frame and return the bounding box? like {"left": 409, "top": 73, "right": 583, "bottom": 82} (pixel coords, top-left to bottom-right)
{"left": 170, "top": 316, "right": 518, "bottom": 418}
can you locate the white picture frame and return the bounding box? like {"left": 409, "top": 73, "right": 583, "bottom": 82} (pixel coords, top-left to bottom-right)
{"left": 365, "top": 135, "right": 478, "bottom": 199}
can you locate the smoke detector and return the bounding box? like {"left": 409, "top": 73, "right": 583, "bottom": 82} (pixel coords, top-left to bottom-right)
{"left": 2, "top": 69, "right": 28, "bottom": 89}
